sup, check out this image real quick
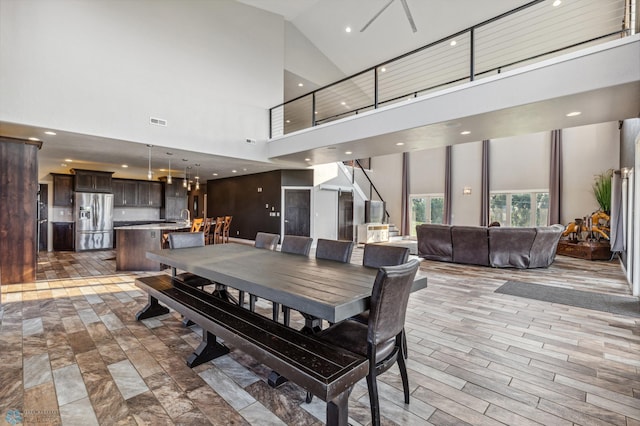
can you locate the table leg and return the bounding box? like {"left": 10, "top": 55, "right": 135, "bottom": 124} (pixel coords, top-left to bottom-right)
{"left": 267, "top": 370, "right": 289, "bottom": 388}
{"left": 186, "top": 330, "right": 229, "bottom": 368}
{"left": 135, "top": 295, "right": 169, "bottom": 320}
{"left": 301, "top": 313, "right": 323, "bottom": 335}
{"left": 326, "top": 388, "right": 351, "bottom": 426}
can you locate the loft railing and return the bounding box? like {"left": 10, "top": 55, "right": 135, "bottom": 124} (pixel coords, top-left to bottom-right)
{"left": 353, "top": 159, "right": 391, "bottom": 223}
{"left": 269, "top": 0, "right": 634, "bottom": 138}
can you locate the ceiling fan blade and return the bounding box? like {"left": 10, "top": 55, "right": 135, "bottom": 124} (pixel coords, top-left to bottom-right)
{"left": 400, "top": 0, "right": 417, "bottom": 32}
{"left": 360, "top": 0, "right": 395, "bottom": 32}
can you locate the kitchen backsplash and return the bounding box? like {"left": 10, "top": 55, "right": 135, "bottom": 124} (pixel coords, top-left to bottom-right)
{"left": 114, "top": 207, "right": 160, "bottom": 221}
{"left": 52, "top": 207, "right": 73, "bottom": 222}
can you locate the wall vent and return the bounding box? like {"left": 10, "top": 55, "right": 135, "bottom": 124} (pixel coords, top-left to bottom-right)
{"left": 150, "top": 117, "right": 167, "bottom": 126}
{"left": 245, "top": 138, "right": 256, "bottom": 144}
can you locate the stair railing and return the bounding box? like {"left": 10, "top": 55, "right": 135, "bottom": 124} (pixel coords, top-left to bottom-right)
{"left": 354, "top": 159, "right": 391, "bottom": 223}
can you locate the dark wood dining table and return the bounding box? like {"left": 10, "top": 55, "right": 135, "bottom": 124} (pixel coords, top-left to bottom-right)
{"left": 145, "top": 242, "right": 428, "bottom": 324}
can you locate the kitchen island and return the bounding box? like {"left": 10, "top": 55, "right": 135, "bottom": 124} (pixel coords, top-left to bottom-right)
{"left": 115, "top": 222, "right": 189, "bottom": 271}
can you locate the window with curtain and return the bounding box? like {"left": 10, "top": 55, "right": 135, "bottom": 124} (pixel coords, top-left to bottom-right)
{"left": 490, "top": 191, "right": 549, "bottom": 227}
{"left": 410, "top": 194, "right": 444, "bottom": 236}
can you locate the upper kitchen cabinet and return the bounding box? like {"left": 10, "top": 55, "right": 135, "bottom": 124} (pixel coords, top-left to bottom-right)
{"left": 163, "top": 178, "right": 188, "bottom": 198}
{"left": 138, "top": 181, "right": 163, "bottom": 207}
{"left": 72, "top": 169, "right": 113, "bottom": 193}
{"left": 112, "top": 179, "right": 139, "bottom": 207}
{"left": 53, "top": 174, "right": 74, "bottom": 206}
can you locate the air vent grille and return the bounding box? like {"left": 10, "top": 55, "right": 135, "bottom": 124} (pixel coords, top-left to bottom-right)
{"left": 150, "top": 117, "right": 167, "bottom": 126}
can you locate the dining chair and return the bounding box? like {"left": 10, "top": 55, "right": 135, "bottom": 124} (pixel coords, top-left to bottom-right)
{"left": 275, "top": 235, "right": 313, "bottom": 324}
{"left": 246, "top": 232, "right": 280, "bottom": 310}
{"left": 281, "top": 238, "right": 354, "bottom": 326}
{"left": 167, "top": 232, "right": 211, "bottom": 289}
{"left": 222, "top": 215, "right": 232, "bottom": 243}
{"left": 316, "top": 259, "right": 420, "bottom": 426}
{"left": 190, "top": 218, "right": 204, "bottom": 233}
{"left": 356, "top": 244, "right": 411, "bottom": 358}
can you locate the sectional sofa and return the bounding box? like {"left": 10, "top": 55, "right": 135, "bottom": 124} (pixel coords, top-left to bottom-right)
{"left": 416, "top": 224, "right": 564, "bottom": 269}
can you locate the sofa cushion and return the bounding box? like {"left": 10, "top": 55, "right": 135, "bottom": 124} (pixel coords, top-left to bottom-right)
{"left": 528, "top": 224, "right": 564, "bottom": 268}
{"left": 451, "top": 226, "right": 490, "bottom": 266}
{"left": 488, "top": 227, "right": 537, "bottom": 268}
{"left": 416, "top": 224, "right": 453, "bottom": 261}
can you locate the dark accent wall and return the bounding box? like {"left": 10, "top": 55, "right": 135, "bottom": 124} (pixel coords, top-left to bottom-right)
{"left": 620, "top": 118, "right": 639, "bottom": 169}
{"left": 0, "top": 137, "right": 41, "bottom": 284}
{"left": 207, "top": 170, "right": 313, "bottom": 240}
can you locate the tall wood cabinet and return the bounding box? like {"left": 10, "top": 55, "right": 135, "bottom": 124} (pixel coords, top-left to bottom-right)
{"left": 0, "top": 137, "right": 41, "bottom": 284}
{"left": 52, "top": 174, "right": 74, "bottom": 206}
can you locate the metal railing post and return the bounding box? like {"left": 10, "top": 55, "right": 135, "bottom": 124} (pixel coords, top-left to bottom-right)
{"left": 470, "top": 28, "right": 475, "bottom": 82}
{"left": 312, "top": 93, "right": 316, "bottom": 127}
{"left": 374, "top": 68, "right": 379, "bottom": 109}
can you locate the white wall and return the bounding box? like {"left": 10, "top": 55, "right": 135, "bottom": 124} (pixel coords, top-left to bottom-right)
{"left": 562, "top": 121, "right": 619, "bottom": 223}
{"left": 451, "top": 141, "right": 482, "bottom": 225}
{"left": 0, "top": 0, "right": 284, "bottom": 159}
{"left": 409, "top": 147, "right": 446, "bottom": 195}
{"left": 491, "top": 132, "right": 549, "bottom": 191}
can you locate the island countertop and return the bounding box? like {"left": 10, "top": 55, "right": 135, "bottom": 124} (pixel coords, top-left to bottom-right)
{"left": 114, "top": 222, "right": 190, "bottom": 231}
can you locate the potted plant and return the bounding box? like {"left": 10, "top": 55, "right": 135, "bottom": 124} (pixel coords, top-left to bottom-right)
{"left": 592, "top": 169, "right": 613, "bottom": 213}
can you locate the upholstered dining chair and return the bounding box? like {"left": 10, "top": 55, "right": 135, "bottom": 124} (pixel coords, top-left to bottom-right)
{"left": 270, "top": 235, "right": 313, "bottom": 323}
{"left": 167, "top": 232, "right": 211, "bottom": 289}
{"left": 356, "top": 244, "right": 411, "bottom": 358}
{"left": 281, "top": 238, "right": 354, "bottom": 327}
{"left": 245, "top": 232, "right": 281, "bottom": 310}
{"left": 316, "top": 259, "right": 420, "bottom": 426}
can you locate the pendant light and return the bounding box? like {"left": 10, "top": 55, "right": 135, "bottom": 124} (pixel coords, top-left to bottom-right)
{"left": 166, "top": 152, "right": 173, "bottom": 184}
{"left": 182, "top": 159, "right": 188, "bottom": 188}
{"left": 195, "top": 163, "right": 200, "bottom": 191}
{"left": 147, "top": 144, "right": 153, "bottom": 180}
{"left": 186, "top": 166, "right": 192, "bottom": 191}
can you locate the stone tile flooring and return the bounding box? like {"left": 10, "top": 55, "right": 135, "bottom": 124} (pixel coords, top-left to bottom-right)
{"left": 1, "top": 247, "right": 639, "bottom": 425}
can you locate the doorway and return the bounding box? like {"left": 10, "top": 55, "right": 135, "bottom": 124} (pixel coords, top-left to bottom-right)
{"left": 283, "top": 188, "right": 311, "bottom": 237}
{"left": 38, "top": 184, "right": 48, "bottom": 252}
{"left": 338, "top": 190, "right": 353, "bottom": 241}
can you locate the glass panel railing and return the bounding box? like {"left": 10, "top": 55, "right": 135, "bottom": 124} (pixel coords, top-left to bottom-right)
{"left": 270, "top": 0, "right": 631, "bottom": 138}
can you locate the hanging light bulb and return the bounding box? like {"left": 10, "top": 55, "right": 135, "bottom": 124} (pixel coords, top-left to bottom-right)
{"left": 195, "top": 163, "right": 200, "bottom": 191}
{"left": 186, "top": 166, "right": 192, "bottom": 191}
{"left": 166, "top": 152, "right": 173, "bottom": 184}
{"left": 183, "top": 159, "right": 188, "bottom": 188}
{"left": 147, "top": 144, "right": 153, "bottom": 180}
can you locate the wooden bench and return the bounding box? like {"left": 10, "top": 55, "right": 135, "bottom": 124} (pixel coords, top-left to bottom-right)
{"left": 135, "top": 275, "right": 368, "bottom": 426}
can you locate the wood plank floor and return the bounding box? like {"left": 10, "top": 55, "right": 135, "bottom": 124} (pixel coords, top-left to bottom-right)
{"left": 1, "top": 247, "right": 638, "bottom": 425}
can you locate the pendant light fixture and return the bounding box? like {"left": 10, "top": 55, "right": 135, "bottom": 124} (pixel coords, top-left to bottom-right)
{"left": 186, "top": 166, "right": 192, "bottom": 191}
{"left": 195, "top": 163, "right": 200, "bottom": 191}
{"left": 166, "top": 152, "right": 173, "bottom": 184}
{"left": 182, "top": 159, "right": 188, "bottom": 188}
{"left": 147, "top": 144, "right": 153, "bottom": 180}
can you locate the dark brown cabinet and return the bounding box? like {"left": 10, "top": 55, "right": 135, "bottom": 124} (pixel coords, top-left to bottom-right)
{"left": 53, "top": 174, "right": 74, "bottom": 206}
{"left": 113, "top": 179, "right": 163, "bottom": 207}
{"left": 52, "top": 222, "right": 74, "bottom": 251}
{"left": 138, "top": 181, "right": 163, "bottom": 207}
{"left": 73, "top": 169, "right": 113, "bottom": 193}
{"left": 161, "top": 178, "right": 188, "bottom": 220}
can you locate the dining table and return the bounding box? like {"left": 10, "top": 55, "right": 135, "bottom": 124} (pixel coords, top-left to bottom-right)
{"left": 145, "top": 242, "right": 428, "bottom": 325}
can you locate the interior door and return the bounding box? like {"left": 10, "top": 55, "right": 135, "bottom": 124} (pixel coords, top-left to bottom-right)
{"left": 284, "top": 189, "right": 311, "bottom": 237}
{"left": 338, "top": 190, "right": 353, "bottom": 241}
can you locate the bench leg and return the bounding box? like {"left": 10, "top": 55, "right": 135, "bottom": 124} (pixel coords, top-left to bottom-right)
{"left": 301, "top": 313, "right": 323, "bottom": 335}
{"left": 326, "top": 388, "right": 351, "bottom": 426}
{"left": 186, "top": 330, "right": 229, "bottom": 368}
{"left": 135, "top": 295, "right": 170, "bottom": 320}
{"left": 267, "top": 370, "right": 289, "bottom": 388}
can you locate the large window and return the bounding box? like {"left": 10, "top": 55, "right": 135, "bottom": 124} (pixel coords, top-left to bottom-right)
{"left": 490, "top": 191, "right": 549, "bottom": 227}
{"left": 410, "top": 194, "right": 444, "bottom": 236}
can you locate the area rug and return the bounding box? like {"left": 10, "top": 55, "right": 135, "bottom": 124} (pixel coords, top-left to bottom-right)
{"left": 495, "top": 281, "right": 640, "bottom": 317}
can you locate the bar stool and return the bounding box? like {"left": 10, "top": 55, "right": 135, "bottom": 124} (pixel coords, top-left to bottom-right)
{"left": 222, "top": 215, "right": 232, "bottom": 243}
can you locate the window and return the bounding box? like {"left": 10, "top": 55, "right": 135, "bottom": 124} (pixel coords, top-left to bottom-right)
{"left": 490, "top": 191, "right": 549, "bottom": 227}
{"left": 409, "top": 194, "right": 444, "bottom": 236}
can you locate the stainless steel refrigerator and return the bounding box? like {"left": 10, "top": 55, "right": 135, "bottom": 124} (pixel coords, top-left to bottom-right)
{"left": 74, "top": 192, "right": 114, "bottom": 251}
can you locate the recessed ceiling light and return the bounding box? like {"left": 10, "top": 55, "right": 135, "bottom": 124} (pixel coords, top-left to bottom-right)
{"left": 212, "top": 173, "right": 218, "bottom": 176}
{"left": 340, "top": 101, "right": 346, "bottom": 106}
{"left": 232, "top": 169, "right": 237, "bottom": 173}
{"left": 121, "top": 164, "right": 128, "bottom": 168}
{"left": 304, "top": 158, "right": 311, "bottom": 162}
{"left": 286, "top": 120, "right": 290, "bottom": 123}
{"left": 553, "top": 0, "right": 561, "bottom": 6}
{"left": 396, "top": 142, "right": 405, "bottom": 146}
{"left": 243, "top": 168, "right": 247, "bottom": 171}
{"left": 461, "top": 131, "right": 471, "bottom": 135}
{"left": 314, "top": 111, "right": 318, "bottom": 115}
{"left": 44, "top": 131, "right": 56, "bottom": 135}
{"left": 28, "top": 137, "right": 40, "bottom": 141}
{"left": 298, "top": 83, "right": 303, "bottom": 87}
{"left": 345, "top": 151, "right": 353, "bottom": 155}
{"left": 64, "top": 159, "right": 73, "bottom": 162}
{"left": 60, "top": 163, "right": 67, "bottom": 167}
{"left": 345, "top": 26, "right": 352, "bottom": 33}
{"left": 380, "top": 67, "right": 386, "bottom": 73}
{"left": 566, "top": 111, "right": 581, "bottom": 117}
{"left": 450, "top": 40, "right": 457, "bottom": 46}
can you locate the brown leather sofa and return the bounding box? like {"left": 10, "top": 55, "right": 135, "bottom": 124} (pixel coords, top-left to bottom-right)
{"left": 416, "top": 224, "right": 564, "bottom": 268}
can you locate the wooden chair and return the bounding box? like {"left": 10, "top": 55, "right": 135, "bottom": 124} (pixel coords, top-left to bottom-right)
{"left": 316, "top": 259, "right": 420, "bottom": 426}
{"left": 190, "top": 218, "right": 204, "bottom": 233}
{"left": 212, "top": 217, "right": 224, "bottom": 244}
{"left": 222, "top": 215, "right": 232, "bottom": 243}
{"left": 202, "top": 218, "right": 213, "bottom": 244}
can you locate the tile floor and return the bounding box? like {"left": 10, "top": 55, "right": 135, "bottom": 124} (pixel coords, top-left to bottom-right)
{"left": 1, "top": 246, "right": 639, "bottom": 425}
